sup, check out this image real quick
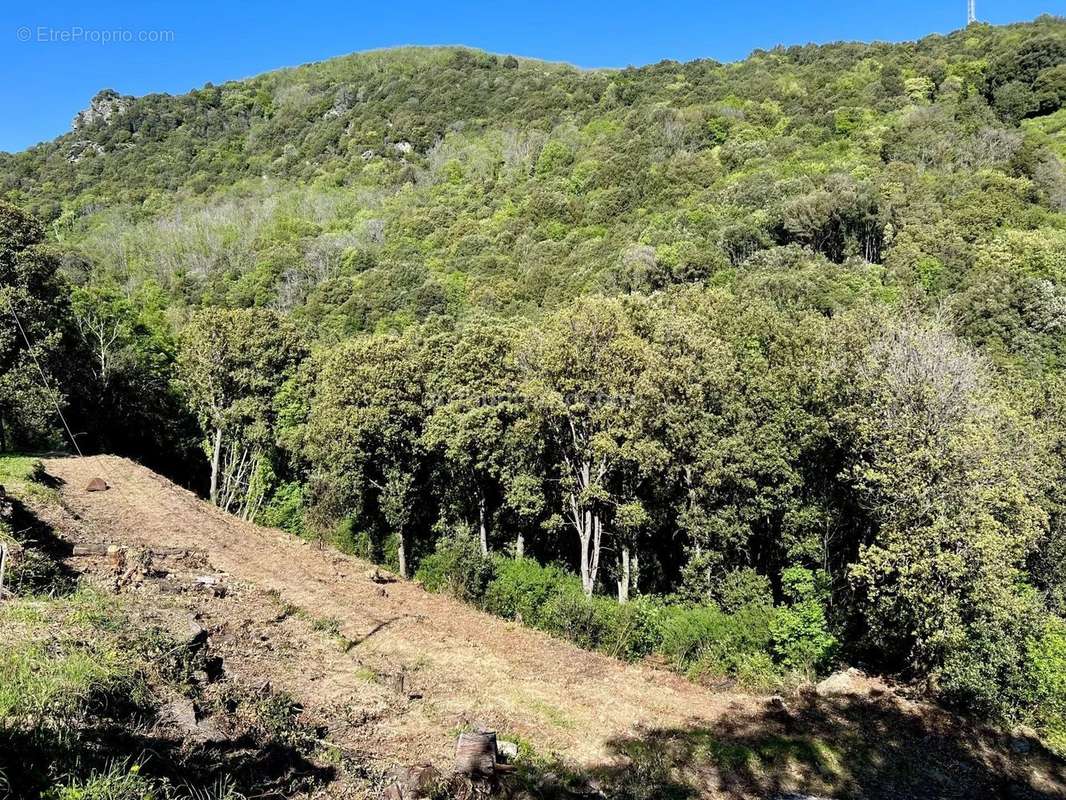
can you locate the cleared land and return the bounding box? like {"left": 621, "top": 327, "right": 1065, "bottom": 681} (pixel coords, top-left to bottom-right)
{"left": 31, "top": 454, "right": 1066, "bottom": 799}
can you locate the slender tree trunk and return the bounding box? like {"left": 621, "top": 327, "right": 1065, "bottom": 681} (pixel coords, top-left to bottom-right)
{"left": 209, "top": 426, "right": 223, "bottom": 505}
{"left": 477, "top": 490, "right": 489, "bottom": 556}
{"left": 0, "top": 413, "right": 7, "bottom": 453}
{"left": 617, "top": 544, "right": 631, "bottom": 604}
{"left": 579, "top": 509, "right": 603, "bottom": 597}
{"left": 397, "top": 532, "right": 408, "bottom": 580}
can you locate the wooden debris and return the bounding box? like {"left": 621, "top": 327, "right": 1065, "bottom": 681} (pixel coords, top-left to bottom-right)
{"left": 72, "top": 543, "right": 199, "bottom": 558}
{"left": 367, "top": 567, "right": 396, "bottom": 584}
{"left": 455, "top": 731, "right": 498, "bottom": 777}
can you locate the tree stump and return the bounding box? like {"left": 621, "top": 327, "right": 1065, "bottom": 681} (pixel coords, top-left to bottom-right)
{"left": 454, "top": 731, "right": 497, "bottom": 777}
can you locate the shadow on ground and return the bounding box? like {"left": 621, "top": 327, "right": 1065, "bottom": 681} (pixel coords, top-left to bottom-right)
{"left": 502, "top": 693, "right": 1066, "bottom": 800}
{"left": 2, "top": 493, "right": 79, "bottom": 596}
{"left": 0, "top": 721, "right": 336, "bottom": 799}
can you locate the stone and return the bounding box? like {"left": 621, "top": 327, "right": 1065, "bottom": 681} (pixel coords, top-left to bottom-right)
{"left": 72, "top": 90, "right": 131, "bottom": 130}
{"left": 85, "top": 477, "right": 109, "bottom": 492}
{"left": 185, "top": 618, "right": 208, "bottom": 648}
{"left": 815, "top": 667, "right": 867, "bottom": 697}
{"left": 497, "top": 739, "right": 519, "bottom": 761}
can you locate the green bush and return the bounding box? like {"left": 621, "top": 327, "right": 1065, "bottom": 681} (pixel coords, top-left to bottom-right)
{"left": 733, "top": 650, "right": 783, "bottom": 692}
{"left": 257, "top": 481, "right": 305, "bottom": 535}
{"left": 482, "top": 558, "right": 578, "bottom": 626}
{"left": 1028, "top": 615, "right": 1066, "bottom": 753}
{"left": 660, "top": 602, "right": 776, "bottom": 676}
{"left": 415, "top": 535, "right": 496, "bottom": 603}
{"left": 597, "top": 597, "right": 667, "bottom": 660}
{"left": 714, "top": 568, "right": 774, "bottom": 613}
{"left": 329, "top": 518, "right": 374, "bottom": 560}
{"left": 769, "top": 567, "right": 837, "bottom": 673}
{"left": 540, "top": 586, "right": 611, "bottom": 649}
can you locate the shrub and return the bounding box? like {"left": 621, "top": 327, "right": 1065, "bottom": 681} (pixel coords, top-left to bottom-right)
{"left": 733, "top": 650, "right": 783, "bottom": 692}
{"left": 714, "top": 568, "right": 774, "bottom": 613}
{"left": 482, "top": 558, "right": 578, "bottom": 626}
{"left": 540, "top": 586, "right": 610, "bottom": 650}
{"left": 600, "top": 597, "right": 667, "bottom": 660}
{"left": 415, "top": 535, "right": 495, "bottom": 603}
{"left": 257, "top": 480, "right": 305, "bottom": 535}
{"left": 770, "top": 567, "right": 837, "bottom": 673}
{"left": 1028, "top": 615, "right": 1066, "bottom": 753}
{"left": 660, "top": 603, "right": 775, "bottom": 675}
{"left": 328, "top": 518, "right": 374, "bottom": 559}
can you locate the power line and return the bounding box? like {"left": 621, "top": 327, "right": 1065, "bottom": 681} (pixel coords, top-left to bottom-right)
{"left": 5, "top": 297, "right": 83, "bottom": 457}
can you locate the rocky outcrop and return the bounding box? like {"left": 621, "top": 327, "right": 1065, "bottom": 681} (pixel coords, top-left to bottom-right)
{"left": 72, "top": 89, "right": 132, "bottom": 130}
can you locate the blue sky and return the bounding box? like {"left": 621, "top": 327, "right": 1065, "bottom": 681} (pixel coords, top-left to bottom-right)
{"left": 1, "top": 0, "right": 1060, "bottom": 153}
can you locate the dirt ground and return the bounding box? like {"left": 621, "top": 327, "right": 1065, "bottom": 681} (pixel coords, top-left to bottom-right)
{"left": 36, "top": 455, "right": 1066, "bottom": 799}
{"left": 44, "top": 455, "right": 743, "bottom": 762}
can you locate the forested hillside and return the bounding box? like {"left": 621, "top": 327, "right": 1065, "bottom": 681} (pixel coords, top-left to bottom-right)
{"left": 2, "top": 15, "right": 1066, "bottom": 755}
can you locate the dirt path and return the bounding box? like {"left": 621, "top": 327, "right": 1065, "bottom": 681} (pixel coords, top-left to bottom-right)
{"left": 45, "top": 455, "right": 746, "bottom": 769}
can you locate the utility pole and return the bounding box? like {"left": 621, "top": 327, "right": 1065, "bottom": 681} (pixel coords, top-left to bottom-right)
{"left": 967, "top": 0, "right": 976, "bottom": 25}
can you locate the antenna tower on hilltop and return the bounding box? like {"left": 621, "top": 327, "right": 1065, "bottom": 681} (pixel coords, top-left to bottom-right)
{"left": 967, "top": 0, "right": 977, "bottom": 25}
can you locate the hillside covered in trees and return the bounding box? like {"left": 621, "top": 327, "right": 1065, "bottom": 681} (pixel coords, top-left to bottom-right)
{"left": 3, "top": 14, "right": 1066, "bottom": 758}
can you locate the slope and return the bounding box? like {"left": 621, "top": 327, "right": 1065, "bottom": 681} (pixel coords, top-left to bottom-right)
{"left": 37, "top": 454, "right": 1066, "bottom": 800}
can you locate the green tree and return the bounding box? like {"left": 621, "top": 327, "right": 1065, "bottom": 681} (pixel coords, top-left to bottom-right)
{"left": 845, "top": 319, "right": 1047, "bottom": 712}
{"left": 0, "top": 203, "right": 71, "bottom": 450}
{"left": 523, "top": 296, "right": 667, "bottom": 598}
{"left": 305, "top": 333, "right": 425, "bottom": 578}
{"left": 177, "top": 308, "right": 305, "bottom": 516}
{"left": 422, "top": 318, "right": 541, "bottom": 555}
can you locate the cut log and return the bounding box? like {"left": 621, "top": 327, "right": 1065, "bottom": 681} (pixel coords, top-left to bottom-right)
{"left": 72, "top": 544, "right": 198, "bottom": 558}
{"left": 455, "top": 731, "right": 497, "bottom": 777}
{"left": 85, "top": 478, "right": 109, "bottom": 492}
{"left": 72, "top": 543, "right": 112, "bottom": 556}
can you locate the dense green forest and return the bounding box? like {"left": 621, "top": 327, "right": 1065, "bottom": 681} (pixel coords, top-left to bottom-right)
{"left": 3, "top": 15, "right": 1066, "bottom": 748}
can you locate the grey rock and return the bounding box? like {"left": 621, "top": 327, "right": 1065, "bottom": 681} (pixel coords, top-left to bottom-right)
{"left": 72, "top": 90, "right": 131, "bottom": 130}
{"left": 816, "top": 667, "right": 866, "bottom": 697}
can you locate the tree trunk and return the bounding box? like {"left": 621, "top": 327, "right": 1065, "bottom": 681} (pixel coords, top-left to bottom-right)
{"left": 579, "top": 509, "right": 603, "bottom": 597}
{"left": 477, "top": 490, "right": 489, "bottom": 556}
{"left": 0, "top": 413, "right": 7, "bottom": 453}
{"left": 515, "top": 531, "right": 525, "bottom": 559}
{"left": 617, "top": 544, "right": 631, "bottom": 604}
{"left": 209, "top": 426, "right": 223, "bottom": 506}
{"left": 397, "top": 532, "right": 408, "bottom": 580}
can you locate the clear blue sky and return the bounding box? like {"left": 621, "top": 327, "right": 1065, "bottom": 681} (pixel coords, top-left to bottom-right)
{"left": 1, "top": 0, "right": 1061, "bottom": 153}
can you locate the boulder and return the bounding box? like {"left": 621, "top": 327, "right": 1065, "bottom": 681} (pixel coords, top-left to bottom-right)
{"left": 815, "top": 667, "right": 867, "bottom": 697}
{"left": 85, "top": 477, "right": 109, "bottom": 492}
{"left": 185, "top": 617, "right": 209, "bottom": 649}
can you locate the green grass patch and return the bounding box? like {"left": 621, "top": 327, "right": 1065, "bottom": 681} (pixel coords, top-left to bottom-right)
{"left": 0, "top": 454, "right": 58, "bottom": 504}
{"left": 0, "top": 589, "right": 145, "bottom": 722}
